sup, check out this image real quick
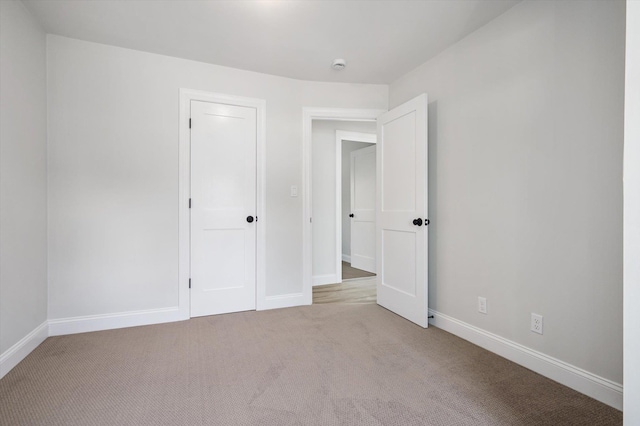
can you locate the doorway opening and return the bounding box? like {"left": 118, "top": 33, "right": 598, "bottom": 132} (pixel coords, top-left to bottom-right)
{"left": 336, "top": 131, "right": 377, "bottom": 286}
{"left": 309, "top": 121, "right": 377, "bottom": 304}
{"left": 302, "top": 108, "right": 385, "bottom": 305}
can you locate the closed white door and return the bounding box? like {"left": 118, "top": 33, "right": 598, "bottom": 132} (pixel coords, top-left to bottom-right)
{"left": 376, "top": 94, "right": 429, "bottom": 327}
{"left": 350, "top": 145, "right": 376, "bottom": 273}
{"left": 190, "top": 100, "right": 257, "bottom": 317}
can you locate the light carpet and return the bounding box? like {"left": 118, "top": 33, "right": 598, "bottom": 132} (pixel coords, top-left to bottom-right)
{"left": 0, "top": 304, "right": 622, "bottom": 425}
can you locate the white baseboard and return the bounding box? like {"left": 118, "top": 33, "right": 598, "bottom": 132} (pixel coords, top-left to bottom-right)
{"left": 260, "top": 292, "right": 306, "bottom": 310}
{"left": 48, "top": 306, "right": 184, "bottom": 336}
{"left": 0, "top": 321, "right": 49, "bottom": 379}
{"left": 428, "top": 309, "right": 623, "bottom": 410}
{"left": 312, "top": 274, "right": 339, "bottom": 286}
{"left": 342, "top": 254, "right": 351, "bottom": 263}
{"left": 350, "top": 255, "right": 376, "bottom": 274}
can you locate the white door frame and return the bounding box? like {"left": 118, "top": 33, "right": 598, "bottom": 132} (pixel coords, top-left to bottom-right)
{"left": 335, "top": 131, "right": 376, "bottom": 282}
{"left": 302, "top": 108, "right": 386, "bottom": 305}
{"left": 179, "top": 89, "right": 267, "bottom": 318}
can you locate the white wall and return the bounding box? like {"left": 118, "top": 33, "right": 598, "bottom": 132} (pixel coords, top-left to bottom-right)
{"left": 342, "top": 140, "right": 375, "bottom": 259}
{"left": 390, "top": 0, "right": 624, "bottom": 387}
{"left": 0, "top": 1, "right": 48, "bottom": 353}
{"left": 624, "top": 1, "right": 640, "bottom": 422}
{"left": 311, "top": 120, "right": 376, "bottom": 283}
{"left": 46, "top": 36, "right": 387, "bottom": 319}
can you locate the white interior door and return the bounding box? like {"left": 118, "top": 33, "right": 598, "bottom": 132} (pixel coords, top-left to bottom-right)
{"left": 350, "top": 145, "right": 376, "bottom": 273}
{"left": 190, "top": 100, "right": 257, "bottom": 317}
{"left": 376, "top": 94, "right": 429, "bottom": 327}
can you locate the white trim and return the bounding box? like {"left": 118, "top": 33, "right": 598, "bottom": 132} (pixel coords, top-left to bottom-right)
{"left": 342, "top": 254, "right": 351, "bottom": 263}
{"left": 335, "top": 130, "right": 376, "bottom": 285}
{"left": 261, "top": 293, "right": 306, "bottom": 310}
{"left": 48, "top": 307, "right": 183, "bottom": 336}
{"left": 179, "top": 89, "right": 267, "bottom": 316}
{"left": 302, "top": 108, "right": 385, "bottom": 305}
{"left": 312, "top": 274, "right": 339, "bottom": 286}
{"left": 428, "top": 309, "right": 623, "bottom": 410}
{"left": 624, "top": 1, "right": 640, "bottom": 420}
{"left": 343, "top": 276, "right": 376, "bottom": 283}
{"left": 336, "top": 130, "right": 377, "bottom": 145}
{"left": 0, "top": 321, "right": 49, "bottom": 379}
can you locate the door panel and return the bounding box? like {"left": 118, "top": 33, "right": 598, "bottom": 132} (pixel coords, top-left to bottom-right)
{"left": 201, "top": 230, "right": 245, "bottom": 289}
{"left": 350, "top": 145, "right": 376, "bottom": 273}
{"left": 381, "top": 229, "right": 417, "bottom": 296}
{"left": 191, "top": 100, "right": 257, "bottom": 317}
{"left": 382, "top": 112, "right": 417, "bottom": 212}
{"left": 376, "top": 94, "right": 428, "bottom": 327}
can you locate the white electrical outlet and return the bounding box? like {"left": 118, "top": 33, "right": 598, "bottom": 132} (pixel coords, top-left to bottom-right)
{"left": 290, "top": 185, "right": 298, "bottom": 197}
{"left": 478, "top": 297, "right": 487, "bottom": 314}
{"left": 531, "top": 313, "right": 543, "bottom": 334}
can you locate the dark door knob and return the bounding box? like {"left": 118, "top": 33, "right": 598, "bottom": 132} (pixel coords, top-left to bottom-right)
{"left": 349, "top": 214, "right": 354, "bottom": 218}
{"left": 413, "top": 218, "right": 423, "bottom": 226}
{"left": 246, "top": 216, "right": 254, "bottom": 223}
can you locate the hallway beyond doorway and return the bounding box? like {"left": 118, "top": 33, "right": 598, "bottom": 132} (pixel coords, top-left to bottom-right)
{"left": 313, "top": 262, "right": 376, "bottom": 304}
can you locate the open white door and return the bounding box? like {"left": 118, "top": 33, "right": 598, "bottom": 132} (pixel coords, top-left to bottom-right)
{"left": 190, "top": 100, "right": 257, "bottom": 317}
{"left": 350, "top": 145, "right": 376, "bottom": 273}
{"left": 376, "top": 94, "right": 429, "bottom": 327}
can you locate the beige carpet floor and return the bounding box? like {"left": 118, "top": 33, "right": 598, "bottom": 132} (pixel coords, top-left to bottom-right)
{"left": 0, "top": 304, "right": 621, "bottom": 425}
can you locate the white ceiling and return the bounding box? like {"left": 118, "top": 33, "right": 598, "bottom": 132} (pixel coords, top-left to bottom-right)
{"left": 23, "top": 0, "right": 520, "bottom": 84}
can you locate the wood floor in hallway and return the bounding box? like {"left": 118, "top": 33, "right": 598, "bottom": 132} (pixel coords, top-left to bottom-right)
{"left": 341, "top": 261, "right": 375, "bottom": 280}
{"left": 312, "top": 278, "right": 376, "bottom": 304}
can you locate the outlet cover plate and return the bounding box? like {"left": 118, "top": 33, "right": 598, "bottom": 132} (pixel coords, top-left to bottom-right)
{"left": 478, "top": 297, "right": 487, "bottom": 314}
{"left": 531, "top": 313, "right": 543, "bottom": 334}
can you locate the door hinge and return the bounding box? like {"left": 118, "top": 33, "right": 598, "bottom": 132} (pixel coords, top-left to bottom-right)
{"left": 189, "top": 118, "right": 191, "bottom": 129}
{"left": 189, "top": 198, "right": 191, "bottom": 208}
{"left": 189, "top": 278, "right": 191, "bottom": 289}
